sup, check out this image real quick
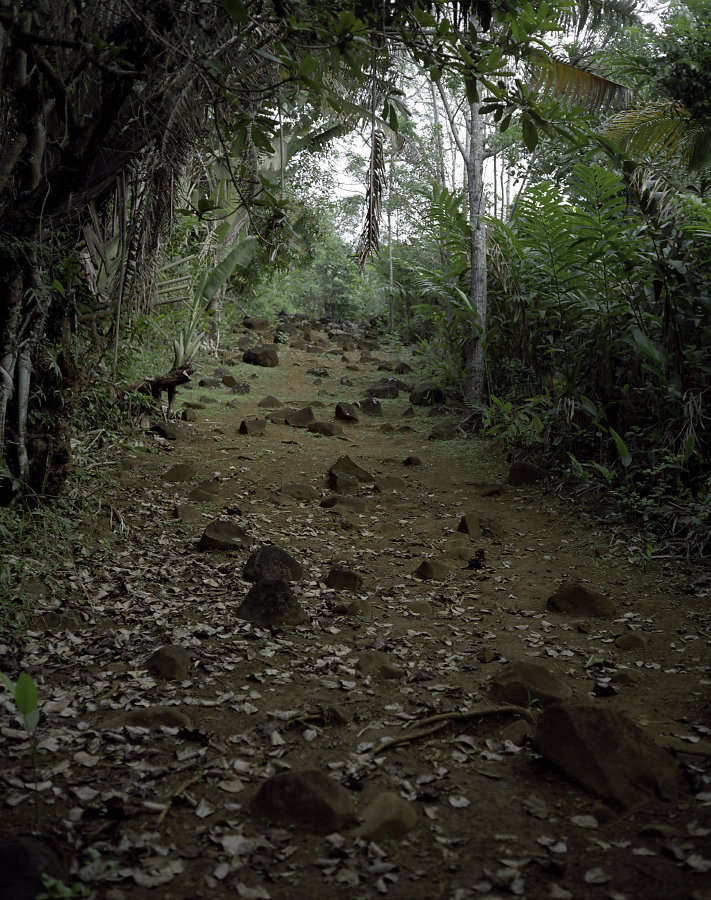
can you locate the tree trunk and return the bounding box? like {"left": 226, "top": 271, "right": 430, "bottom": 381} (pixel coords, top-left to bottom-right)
{"left": 463, "top": 100, "right": 487, "bottom": 407}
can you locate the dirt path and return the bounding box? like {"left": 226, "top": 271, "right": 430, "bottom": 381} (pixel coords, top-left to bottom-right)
{"left": 2, "top": 319, "right": 711, "bottom": 900}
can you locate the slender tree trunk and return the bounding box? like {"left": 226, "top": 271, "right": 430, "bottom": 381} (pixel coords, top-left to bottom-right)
{"left": 387, "top": 153, "right": 395, "bottom": 331}
{"left": 463, "top": 100, "right": 487, "bottom": 407}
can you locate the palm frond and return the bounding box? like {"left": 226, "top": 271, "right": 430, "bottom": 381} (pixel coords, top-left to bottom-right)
{"left": 532, "top": 55, "right": 632, "bottom": 110}
{"left": 601, "top": 101, "right": 711, "bottom": 170}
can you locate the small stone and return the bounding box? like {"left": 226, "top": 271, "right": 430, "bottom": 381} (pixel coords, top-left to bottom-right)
{"left": 239, "top": 417, "right": 267, "bottom": 435}
{"left": 474, "top": 482, "right": 506, "bottom": 497}
{"left": 174, "top": 504, "right": 203, "bottom": 523}
{"left": 547, "top": 582, "right": 616, "bottom": 619}
{"left": 429, "top": 421, "right": 458, "bottom": 440}
{"left": 164, "top": 463, "right": 197, "bottom": 483}
{"left": 198, "top": 518, "right": 251, "bottom": 550}
{"left": 335, "top": 402, "right": 359, "bottom": 423}
{"left": 509, "top": 460, "right": 542, "bottom": 485}
{"left": 181, "top": 408, "right": 198, "bottom": 422}
{"left": 615, "top": 632, "right": 648, "bottom": 651}
{"left": 457, "top": 514, "right": 484, "bottom": 538}
{"left": 490, "top": 660, "right": 573, "bottom": 708}
{"left": 409, "top": 384, "right": 444, "bottom": 406}
{"left": 222, "top": 374, "right": 239, "bottom": 388}
{"left": 268, "top": 406, "right": 297, "bottom": 424}
{"left": 243, "top": 345, "right": 279, "bottom": 367}
{"left": 355, "top": 650, "right": 404, "bottom": 678}
{"left": 251, "top": 770, "right": 356, "bottom": 833}
{"left": 321, "top": 495, "right": 367, "bottom": 513}
{"left": 198, "top": 377, "right": 220, "bottom": 388}
{"left": 188, "top": 480, "right": 224, "bottom": 502}
{"left": 244, "top": 546, "right": 305, "bottom": 582}
{"left": 345, "top": 598, "right": 371, "bottom": 618}
{"left": 326, "top": 565, "right": 364, "bottom": 592}
{"left": 359, "top": 397, "right": 383, "bottom": 416}
{"left": 236, "top": 579, "right": 308, "bottom": 626}
{"left": 285, "top": 406, "right": 315, "bottom": 427}
{"left": 402, "top": 406, "right": 415, "bottom": 418}
{"left": 307, "top": 367, "right": 330, "bottom": 377}
{"left": 366, "top": 381, "right": 399, "bottom": 399}
{"left": 103, "top": 706, "right": 193, "bottom": 730}
{"left": 414, "top": 559, "right": 450, "bottom": 580}
{"left": 329, "top": 455, "right": 371, "bottom": 482}
{"left": 308, "top": 421, "right": 343, "bottom": 437}
{"left": 280, "top": 482, "right": 319, "bottom": 501}
{"left": 243, "top": 316, "right": 270, "bottom": 331}
{"left": 354, "top": 792, "right": 417, "bottom": 841}
{"left": 257, "top": 395, "right": 283, "bottom": 408}
{"left": 146, "top": 645, "right": 190, "bottom": 681}
{"left": 229, "top": 382, "right": 251, "bottom": 394}
{"left": 404, "top": 455, "right": 421, "bottom": 466}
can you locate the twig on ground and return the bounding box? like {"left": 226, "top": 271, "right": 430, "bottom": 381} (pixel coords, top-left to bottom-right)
{"left": 157, "top": 772, "right": 204, "bottom": 823}
{"left": 376, "top": 704, "right": 534, "bottom": 753}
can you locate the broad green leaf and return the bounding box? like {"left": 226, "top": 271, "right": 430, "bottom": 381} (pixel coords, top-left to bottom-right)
{"left": 683, "top": 433, "right": 696, "bottom": 462}
{"left": 521, "top": 115, "right": 539, "bottom": 151}
{"left": 579, "top": 395, "right": 598, "bottom": 417}
{"left": 201, "top": 237, "right": 257, "bottom": 302}
{"left": 0, "top": 672, "right": 15, "bottom": 693}
{"left": 23, "top": 708, "right": 40, "bottom": 733}
{"left": 219, "top": 0, "right": 248, "bottom": 23}
{"left": 609, "top": 427, "right": 632, "bottom": 467}
{"left": 15, "top": 672, "right": 38, "bottom": 715}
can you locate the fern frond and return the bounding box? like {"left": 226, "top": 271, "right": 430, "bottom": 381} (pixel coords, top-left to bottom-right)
{"left": 532, "top": 56, "right": 632, "bottom": 111}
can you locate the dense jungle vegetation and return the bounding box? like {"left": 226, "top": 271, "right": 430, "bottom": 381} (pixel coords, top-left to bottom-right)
{"left": 0, "top": 0, "right": 710, "bottom": 553}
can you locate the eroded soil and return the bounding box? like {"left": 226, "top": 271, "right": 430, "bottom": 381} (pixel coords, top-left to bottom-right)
{"left": 2, "top": 320, "right": 711, "bottom": 900}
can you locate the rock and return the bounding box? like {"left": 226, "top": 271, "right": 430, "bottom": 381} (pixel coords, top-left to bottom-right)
{"left": 244, "top": 546, "right": 304, "bottom": 582}
{"left": 509, "top": 460, "right": 543, "bottom": 485}
{"left": 359, "top": 397, "right": 383, "bottom": 416}
{"left": 535, "top": 703, "right": 679, "bottom": 809}
{"left": 374, "top": 475, "right": 406, "bottom": 493}
{"left": 475, "top": 482, "right": 506, "bottom": 497}
{"left": 328, "top": 455, "right": 372, "bottom": 489}
{"left": 198, "top": 377, "right": 220, "bottom": 388}
{"left": 429, "top": 421, "right": 458, "bottom": 441}
{"left": 239, "top": 417, "right": 267, "bottom": 436}
{"left": 547, "top": 582, "right": 616, "bottom": 619}
{"left": 404, "top": 455, "right": 421, "bottom": 466}
{"left": 395, "top": 362, "right": 413, "bottom": 374}
{"left": 457, "top": 514, "right": 484, "bottom": 538}
{"left": 251, "top": 770, "right": 356, "bottom": 833}
{"left": 244, "top": 345, "right": 278, "bottom": 367}
{"left": 344, "top": 598, "right": 371, "bottom": 617}
{"left": 358, "top": 339, "right": 379, "bottom": 351}
{"left": 321, "top": 495, "right": 367, "bottom": 514}
{"left": 220, "top": 374, "right": 237, "bottom": 388}
{"left": 489, "top": 660, "right": 573, "bottom": 708}
{"left": 307, "top": 367, "right": 330, "bottom": 377}
{"left": 285, "top": 406, "right": 316, "bottom": 427}
{"left": 243, "top": 316, "right": 270, "bottom": 331}
{"left": 611, "top": 669, "right": 640, "bottom": 686}
{"left": 229, "top": 382, "right": 251, "bottom": 394}
{"left": 237, "top": 579, "right": 308, "bottom": 626}
{"left": 615, "top": 632, "right": 648, "bottom": 651}
{"left": 104, "top": 706, "right": 193, "bottom": 730}
{"left": 354, "top": 792, "right": 417, "bottom": 841}
{"left": 355, "top": 650, "right": 404, "bottom": 679}
{"left": 409, "top": 383, "right": 444, "bottom": 406}
{"left": 150, "top": 422, "right": 180, "bottom": 440}
{"left": 429, "top": 404, "right": 450, "bottom": 417}
{"left": 335, "top": 402, "right": 359, "bottom": 423}
{"left": 198, "top": 518, "right": 251, "bottom": 550}
{"left": 146, "top": 645, "right": 190, "bottom": 681}
{"left": 366, "top": 380, "right": 399, "bottom": 399}
{"left": 280, "top": 482, "right": 319, "bottom": 501}
{"left": 326, "top": 565, "right": 364, "bottom": 592}
{"left": 268, "top": 406, "right": 297, "bottom": 424}
{"left": 257, "top": 395, "right": 283, "bottom": 408}
{"left": 0, "top": 834, "right": 67, "bottom": 900}
{"left": 174, "top": 504, "right": 203, "bottom": 523}
{"left": 164, "top": 463, "right": 197, "bottom": 483}
{"left": 181, "top": 408, "right": 198, "bottom": 422}
{"left": 414, "top": 559, "right": 450, "bottom": 580}
{"left": 189, "top": 479, "right": 224, "bottom": 502}
{"left": 308, "top": 421, "right": 343, "bottom": 437}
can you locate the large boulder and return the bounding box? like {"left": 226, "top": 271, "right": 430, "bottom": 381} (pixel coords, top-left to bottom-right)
{"left": 535, "top": 703, "right": 679, "bottom": 810}
{"left": 243, "top": 345, "right": 278, "bottom": 367}
{"left": 198, "top": 519, "right": 251, "bottom": 550}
